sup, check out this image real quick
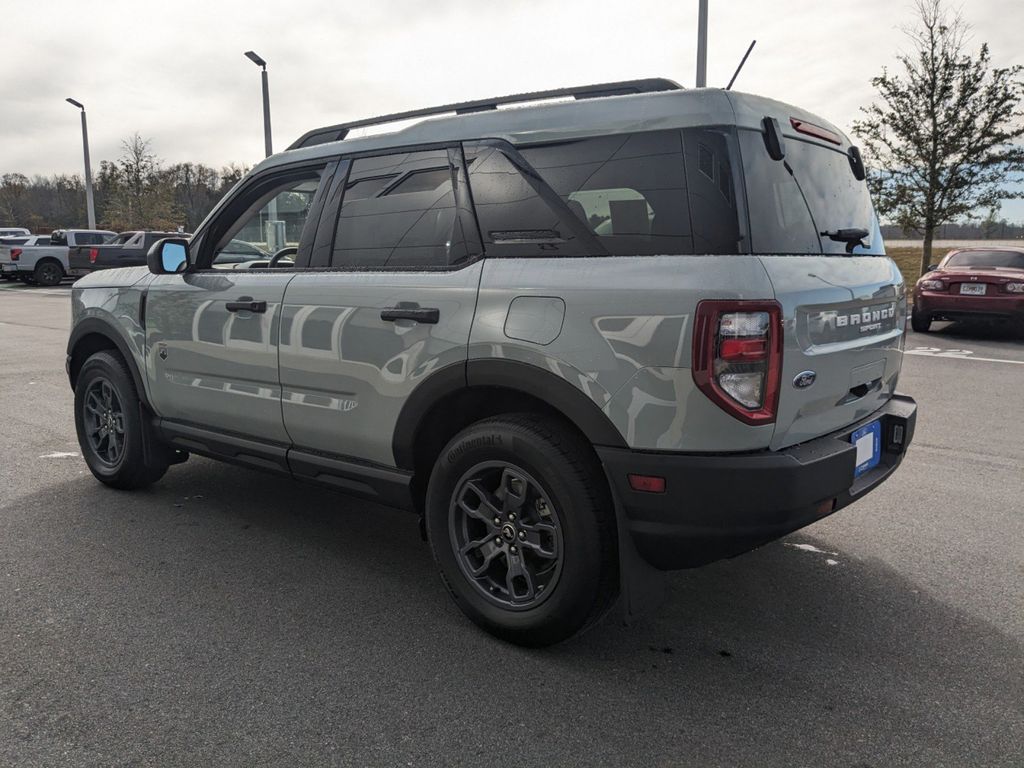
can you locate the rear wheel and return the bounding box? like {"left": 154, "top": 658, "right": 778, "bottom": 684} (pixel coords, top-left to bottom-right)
{"left": 33, "top": 260, "right": 63, "bottom": 287}
{"left": 425, "top": 414, "right": 617, "bottom": 646}
{"left": 74, "top": 351, "right": 168, "bottom": 489}
{"left": 911, "top": 307, "right": 932, "bottom": 333}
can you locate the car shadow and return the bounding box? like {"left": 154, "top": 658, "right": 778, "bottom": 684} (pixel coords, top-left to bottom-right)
{"left": 927, "top": 319, "right": 1024, "bottom": 343}
{"left": 6, "top": 460, "right": 1022, "bottom": 766}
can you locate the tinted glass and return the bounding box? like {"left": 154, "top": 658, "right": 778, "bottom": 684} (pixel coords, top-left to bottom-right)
{"left": 785, "top": 139, "right": 883, "bottom": 255}
{"left": 50, "top": 231, "right": 68, "bottom": 246}
{"left": 740, "top": 129, "right": 883, "bottom": 255}
{"left": 35, "top": 237, "right": 52, "bottom": 246}
{"left": 332, "top": 149, "right": 470, "bottom": 268}
{"left": 944, "top": 250, "right": 1024, "bottom": 269}
{"left": 464, "top": 142, "right": 589, "bottom": 257}
{"left": 681, "top": 128, "right": 743, "bottom": 254}
{"left": 737, "top": 128, "right": 819, "bottom": 254}
{"left": 521, "top": 131, "right": 695, "bottom": 256}
{"left": 77, "top": 232, "right": 108, "bottom": 245}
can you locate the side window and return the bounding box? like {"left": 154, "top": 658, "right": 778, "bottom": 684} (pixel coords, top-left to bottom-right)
{"left": 331, "top": 148, "right": 477, "bottom": 269}
{"left": 463, "top": 142, "right": 591, "bottom": 257}
{"left": 681, "top": 128, "right": 744, "bottom": 254}
{"left": 736, "top": 128, "right": 819, "bottom": 254}
{"left": 519, "top": 131, "right": 694, "bottom": 256}
{"left": 208, "top": 170, "right": 325, "bottom": 269}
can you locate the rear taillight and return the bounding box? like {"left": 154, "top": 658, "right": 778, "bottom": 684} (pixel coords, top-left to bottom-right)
{"left": 1006, "top": 282, "right": 1024, "bottom": 294}
{"left": 10, "top": 248, "right": 21, "bottom": 261}
{"left": 89, "top": 248, "right": 99, "bottom": 263}
{"left": 919, "top": 279, "right": 945, "bottom": 291}
{"left": 692, "top": 300, "right": 782, "bottom": 425}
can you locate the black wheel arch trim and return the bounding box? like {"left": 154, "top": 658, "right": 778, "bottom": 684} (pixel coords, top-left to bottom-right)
{"left": 67, "top": 318, "right": 150, "bottom": 409}
{"left": 392, "top": 358, "right": 627, "bottom": 469}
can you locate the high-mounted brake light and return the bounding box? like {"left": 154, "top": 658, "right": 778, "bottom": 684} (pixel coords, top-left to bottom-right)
{"left": 89, "top": 248, "right": 99, "bottom": 263}
{"left": 10, "top": 248, "right": 21, "bottom": 261}
{"left": 790, "top": 118, "right": 842, "bottom": 146}
{"left": 692, "top": 300, "right": 783, "bottom": 425}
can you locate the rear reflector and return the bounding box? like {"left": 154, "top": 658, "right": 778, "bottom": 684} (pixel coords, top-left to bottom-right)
{"left": 628, "top": 474, "right": 666, "bottom": 494}
{"left": 790, "top": 117, "right": 842, "bottom": 145}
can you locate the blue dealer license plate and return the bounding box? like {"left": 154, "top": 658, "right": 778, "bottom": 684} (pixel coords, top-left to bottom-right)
{"left": 851, "top": 420, "right": 882, "bottom": 477}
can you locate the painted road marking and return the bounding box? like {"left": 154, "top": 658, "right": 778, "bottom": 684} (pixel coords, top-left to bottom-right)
{"left": 905, "top": 346, "right": 1024, "bottom": 365}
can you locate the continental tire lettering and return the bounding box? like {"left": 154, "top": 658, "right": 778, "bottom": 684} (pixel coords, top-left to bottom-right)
{"left": 447, "top": 434, "right": 503, "bottom": 465}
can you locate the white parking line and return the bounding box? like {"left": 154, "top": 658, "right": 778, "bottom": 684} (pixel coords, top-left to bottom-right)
{"left": 905, "top": 346, "right": 1024, "bottom": 365}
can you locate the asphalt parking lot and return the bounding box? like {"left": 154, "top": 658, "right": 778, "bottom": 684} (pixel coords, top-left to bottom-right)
{"left": 1, "top": 281, "right": 1022, "bottom": 767}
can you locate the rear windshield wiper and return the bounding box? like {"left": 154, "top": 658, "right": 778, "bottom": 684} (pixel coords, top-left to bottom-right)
{"left": 821, "top": 228, "right": 869, "bottom": 254}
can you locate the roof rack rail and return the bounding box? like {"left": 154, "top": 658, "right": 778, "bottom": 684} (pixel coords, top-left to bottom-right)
{"left": 287, "top": 78, "right": 683, "bottom": 150}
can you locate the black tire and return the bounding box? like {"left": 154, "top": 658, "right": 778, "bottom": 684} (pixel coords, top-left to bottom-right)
{"left": 33, "top": 260, "right": 63, "bottom": 287}
{"left": 425, "top": 414, "right": 618, "bottom": 646}
{"left": 910, "top": 308, "right": 932, "bottom": 333}
{"left": 74, "top": 350, "right": 168, "bottom": 489}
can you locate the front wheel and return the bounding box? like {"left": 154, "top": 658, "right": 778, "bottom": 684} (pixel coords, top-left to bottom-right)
{"left": 74, "top": 351, "right": 168, "bottom": 489}
{"left": 425, "top": 414, "right": 618, "bottom": 646}
{"left": 911, "top": 307, "right": 932, "bottom": 333}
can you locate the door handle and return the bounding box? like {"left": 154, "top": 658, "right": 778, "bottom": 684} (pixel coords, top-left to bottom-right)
{"left": 226, "top": 297, "right": 267, "bottom": 313}
{"left": 380, "top": 307, "right": 440, "bottom": 324}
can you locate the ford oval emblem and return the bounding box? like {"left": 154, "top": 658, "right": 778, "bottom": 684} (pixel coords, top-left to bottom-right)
{"left": 793, "top": 371, "right": 816, "bottom": 389}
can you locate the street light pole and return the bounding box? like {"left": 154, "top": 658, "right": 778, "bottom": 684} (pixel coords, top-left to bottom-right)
{"left": 244, "top": 51, "right": 279, "bottom": 250}
{"left": 66, "top": 98, "right": 96, "bottom": 229}
{"left": 244, "top": 50, "right": 273, "bottom": 158}
{"left": 696, "top": 0, "right": 708, "bottom": 88}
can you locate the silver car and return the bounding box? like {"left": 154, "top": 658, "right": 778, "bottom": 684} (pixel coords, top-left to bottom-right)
{"left": 66, "top": 79, "right": 917, "bottom": 645}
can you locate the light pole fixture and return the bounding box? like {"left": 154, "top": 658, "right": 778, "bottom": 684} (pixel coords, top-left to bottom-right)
{"left": 66, "top": 97, "right": 97, "bottom": 229}
{"left": 244, "top": 50, "right": 273, "bottom": 157}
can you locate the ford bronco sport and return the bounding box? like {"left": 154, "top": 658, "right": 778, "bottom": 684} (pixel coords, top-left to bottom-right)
{"left": 67, "top": 79, "right": 916, "bottom": 646}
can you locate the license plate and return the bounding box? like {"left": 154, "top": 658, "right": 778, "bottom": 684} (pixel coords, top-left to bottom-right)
{"left": 851, "top": 420, "right": 882, "bottom": 477}
{"left": 960, "top": 283, "right": 986, "bottom": 295}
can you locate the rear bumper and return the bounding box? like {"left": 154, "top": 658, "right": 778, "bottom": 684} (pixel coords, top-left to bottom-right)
{"left": 597, "top": 394, "right": 917, "bottom": 570}
{"left": 916, "top": 292, "right": 1024, "bottom": 321}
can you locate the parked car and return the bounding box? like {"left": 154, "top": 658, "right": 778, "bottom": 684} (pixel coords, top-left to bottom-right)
{"left": 912, "top": 247, "right": 1024, "bottom": 331}
{"left": 67, "top": 231, "right": 189, "bottom": 276}
{"left": 66, "top": 79, "right": 917, "bottom": 645}
{"left": 0, "top": 229, "right": 115, "bottom": 285}
{"left": 0, "top": 227, "right": 31, "bottom": 238}
{"left": 0, "top": 236, "right": 33, "bottom": 280}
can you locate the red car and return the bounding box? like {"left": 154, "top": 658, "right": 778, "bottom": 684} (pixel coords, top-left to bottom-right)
{"left": 911, "top": 247, "right": 1024, "bottom": 332}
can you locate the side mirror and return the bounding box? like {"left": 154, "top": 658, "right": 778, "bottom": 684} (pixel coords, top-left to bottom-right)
{"left": 147, "top": 238, "right": 191, "bottom": 274}
{"left": 925, "top": 264, "right": 938, "bottom": 272}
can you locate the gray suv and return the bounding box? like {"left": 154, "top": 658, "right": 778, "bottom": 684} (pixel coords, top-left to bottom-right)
{"left": 67, "top": 79, "right": 917, "bottom": 646}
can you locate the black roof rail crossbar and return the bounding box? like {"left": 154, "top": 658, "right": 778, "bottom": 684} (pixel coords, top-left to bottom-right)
{"left": 288, "top": 78, "right": 683, "bottom": 150}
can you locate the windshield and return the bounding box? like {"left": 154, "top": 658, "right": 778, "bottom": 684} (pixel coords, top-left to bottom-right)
{"left": 944, "top": 250, "right": 1024, "bottom": 270}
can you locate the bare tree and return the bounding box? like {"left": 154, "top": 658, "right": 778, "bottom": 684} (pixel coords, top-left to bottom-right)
{"left": 102, "top": 133, "right": 181, "bottom": 230}
{"left": 853, "top": 0, "right": 1024, "bottom": 273}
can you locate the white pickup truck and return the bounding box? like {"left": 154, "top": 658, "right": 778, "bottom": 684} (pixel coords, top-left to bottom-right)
{"left": 0, "top": 229, "right": 116, "bottom": 286}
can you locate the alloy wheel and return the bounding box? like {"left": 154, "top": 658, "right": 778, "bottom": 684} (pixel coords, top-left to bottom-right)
{"left": 449, "top": 461, "right": 564, "bottom": 610}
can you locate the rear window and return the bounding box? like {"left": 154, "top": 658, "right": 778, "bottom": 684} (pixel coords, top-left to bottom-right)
{"left": 739, "top": 129, "right": 883, "bottom": 255}
{"left": 74, "top": 232, "right": 109, "bottom": 246}
{"left": 944, "top": 250, "right": 1024, "bottom": 269}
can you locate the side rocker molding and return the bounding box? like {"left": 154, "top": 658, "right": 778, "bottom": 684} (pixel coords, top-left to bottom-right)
{"left": 392, "top": 359, "right": 627, "bottom": 470}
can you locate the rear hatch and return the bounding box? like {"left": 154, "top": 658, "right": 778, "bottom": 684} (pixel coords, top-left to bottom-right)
{"left": 733, "top": 104, "right": 905, "bottom": 450}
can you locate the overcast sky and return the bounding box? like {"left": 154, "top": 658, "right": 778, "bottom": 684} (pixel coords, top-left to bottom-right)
{"left": 4, "top": 0, "right": 1023, "bottom": 220}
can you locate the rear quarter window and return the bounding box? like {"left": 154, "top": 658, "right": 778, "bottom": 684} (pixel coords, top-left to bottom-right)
{"left": 520, "top": 130, "right": 696, "bottom": 256}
